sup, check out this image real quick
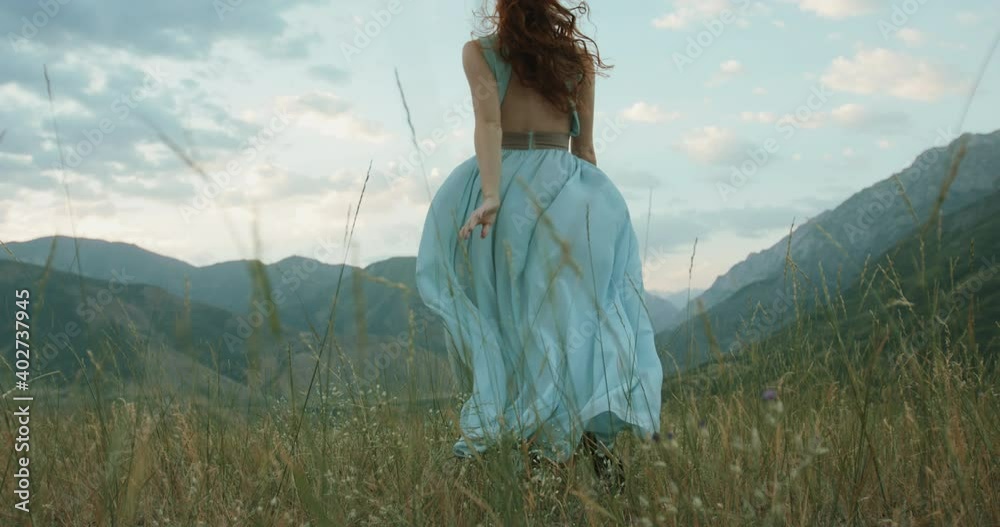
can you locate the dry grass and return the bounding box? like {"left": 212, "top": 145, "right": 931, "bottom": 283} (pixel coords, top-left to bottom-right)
{"left": 3, "top": 330, "right": 996, "bottom": 526}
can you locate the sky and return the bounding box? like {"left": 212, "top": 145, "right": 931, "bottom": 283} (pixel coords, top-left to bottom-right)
{"left": 0, "top": 0, "right": 997, "bottom": 294}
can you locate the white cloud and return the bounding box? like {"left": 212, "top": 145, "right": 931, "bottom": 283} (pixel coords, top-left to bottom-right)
{"left": 621, "top": 102, "right": 681, "bottom": 124}
{"left": 829, "top": 103, "right": 867, "bottom": 124}
{"left": 767, "top": 103, "right": 910, "bottom": 133}
{"left": 675, "top": 126, "right": 746, "bottom": 165}
{"left": 955, "top": 11, "right": 979, "bottom": 25}
{"left": 652, "top": 0, "right": 743, "bottom": 29}
{"left": 829, "top": 103, "right": 911, "bottom": 131}
{"left": 0, "top": 152, "right": 33, "bottom": 165}
{"left": 821, "top": 48, "right": 958, "bottom": 101}
{"left": 877, "top": 139, "right": 892, "bottom": 149}
{"left": 740, "top": 111, "right": 777, "bottom": 124}
{"left": 784, "top": 0, "right": 877, "bottom": 19}
{"left": 842, "top": 147, "right": 856, "bottom": 158}
{"left": 752, "top": 87, "right": 768, "bottom": 96}
{"left": 280, "top": 92, "right": 389, "bottom": 143}
{"left": 772, "top": 20, "right": 786, "bottom": 28}
{"left": 896, "top": 28, "right": 924, "bottom": 46}
{"left": 706, "top": 60, "right": 745, "bottom": 87}
{"left": 720, "top": 60, "right": 744, "bottom": 74}
{"left": 777, "top": 112, "right": 827, "bottom": 130}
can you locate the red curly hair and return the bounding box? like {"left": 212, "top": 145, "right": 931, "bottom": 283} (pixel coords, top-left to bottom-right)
{"left": 478, "top": 0, "right": 612, "bottom": 113}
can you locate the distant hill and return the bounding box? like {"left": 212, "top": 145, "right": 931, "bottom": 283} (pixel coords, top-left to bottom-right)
{"left": 658, "top": 130, "right": 1000, "bottom": 370}
{"left": 695, "top": 131, "right": 999, "bottom": 312}
{"left": 0, "top": 259, "right": 453, "bottom": 398}
{"left": 660, "top": 188, "right": 1000, "bottom": 371}
{"left": 644, "top": 292, "right": 681, "bottom": 334}
{"left": 0, "top": 259, "right": 283, "bottom": 386}
{"left": 0, "top": 238, "right": 445, "bottom": 356}
{"left": 656, "top": 289, "right": 703, "bottom": 311}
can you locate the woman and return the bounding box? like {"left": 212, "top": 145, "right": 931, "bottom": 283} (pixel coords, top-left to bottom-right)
{"left": 415, "top": 0, "right": 662, "bottom": 477}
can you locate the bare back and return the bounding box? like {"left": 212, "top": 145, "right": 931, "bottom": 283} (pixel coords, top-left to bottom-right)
{"left": 500, "top": 75, "right": 574, "bottom": 135}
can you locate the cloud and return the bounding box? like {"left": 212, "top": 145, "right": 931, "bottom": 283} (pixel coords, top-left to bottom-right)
{"left": 895, "top": 28, "right": 924, "bottom": 47}
{"left": 821, "top": 48, "right": 959, "bottom": 101}
{"left": 720, "top": 60, "right": 744, "bottom": 75}
{"left": 706, "top": 60, "right": 745, "bottom": 87}
{"left": 829, "top": 103, "right": 911, "bottom": 132}
{"left": 776, "top": 112, "right": 827, "bottom": 130}
{"left": 652, "top": 0, "right": 749, "bottom": 30}
{"left": 740, "top": 111, "right": 777, "bottom": 124}
{"left": 762, "top": 103, "right": 910, "bottom": 133}
{"left": 0, "top": 0, "right": 320, "bottom": 60}
{"left": 643, "top": 204, "right": 817, "bottom": 261}
{"left": 621, "top": 102, "right": 681, "bottom": 124}
{"left": 308, "top": 65, "right": 351, "bottom": 84}
{"left": 783, "top": 0, "right": 877, "bottom": 19}
{"left": 280, "top": 92, "right": 389, "bottom": 143}
{"left": 955, "top": 11, "right": 979, "bottom": 25}
{"left": 675, "top": 126, "right": 748, "bottom": 165}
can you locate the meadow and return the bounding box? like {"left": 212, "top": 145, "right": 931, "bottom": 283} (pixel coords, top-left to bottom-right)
{"left": 2, "top": 228, "right": 997, "bottom": 526}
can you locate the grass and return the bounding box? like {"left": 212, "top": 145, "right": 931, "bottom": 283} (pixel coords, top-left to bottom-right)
{"left": 2, "top": 314, "right": 996, "bottom": 526}
{"left": 1, "top": 61, "right": 998, "bottom": 527}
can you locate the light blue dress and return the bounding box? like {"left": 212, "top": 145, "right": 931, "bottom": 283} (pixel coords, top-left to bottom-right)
{"left": 416, "top": 36, "right": 662, "bottom": 461}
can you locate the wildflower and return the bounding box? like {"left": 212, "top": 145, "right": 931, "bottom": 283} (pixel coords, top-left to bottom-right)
{"left": 762, "top": 389, "right": 778, "bottom": 401}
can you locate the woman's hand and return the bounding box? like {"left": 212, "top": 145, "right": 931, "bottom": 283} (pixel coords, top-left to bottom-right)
{"left": 459, "top": 195, "right": 500, "bottom": 240}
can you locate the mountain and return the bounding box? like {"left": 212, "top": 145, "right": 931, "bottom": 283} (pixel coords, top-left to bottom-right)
{"left": 0, "top": 258, "right": 454, "bottom": 398}
{"left": 656, "top": 289, "right": 704, "bottom": 311}
{"left": 658, "top": 161, "right": 1000, "bottom": 371}
{"left": 0, "top": 259, "right": 285, "bottom": 387}
{"left": 644, "top": 292, "right": 681, "bottom": 333}
{"left": 0, "top": 238, "right": 445, "bottom": 354}
{"left": 695, "top": 131, "right": 1000, "bottom": 313}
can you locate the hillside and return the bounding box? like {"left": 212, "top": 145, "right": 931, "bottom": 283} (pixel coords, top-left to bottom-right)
{"left": 693, "top": 130, "right": 1000, "bottom": 313}
{"left": 0, "top": 260, "right": 283, "bottom": 386}
{"left": 0, "top": 259, "right": 454, "bottom": 398}
{"left": 657, "top": 130, "right": 1000, "bottom": 368}
{"left": 0, "top": 238, "right": 447, "bottom": 355}
{"left": 660, "top": 188, "right": 1000, "bottom": 371}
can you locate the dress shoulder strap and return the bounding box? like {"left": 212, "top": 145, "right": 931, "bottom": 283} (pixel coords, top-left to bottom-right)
{"left": 477, "top": 35, "right": 513, "bottom": 105}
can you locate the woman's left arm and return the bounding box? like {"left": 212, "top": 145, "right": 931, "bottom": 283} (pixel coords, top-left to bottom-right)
{"left": 458, "top": 40, "right": 502, "bottom": 240}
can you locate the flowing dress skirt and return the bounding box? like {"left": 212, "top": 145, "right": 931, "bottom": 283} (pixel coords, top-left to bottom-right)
{"left": 416, "top": 148, "right": 662, "bottom": 461}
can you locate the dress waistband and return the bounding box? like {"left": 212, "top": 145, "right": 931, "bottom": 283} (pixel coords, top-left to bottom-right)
{"left": 502, "top": 131, "right": 571, "bottom": 150}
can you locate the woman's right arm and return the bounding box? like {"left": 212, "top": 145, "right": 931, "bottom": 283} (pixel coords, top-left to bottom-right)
{"left": 571, "top": 66, "right": 597, "bottom": 166}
